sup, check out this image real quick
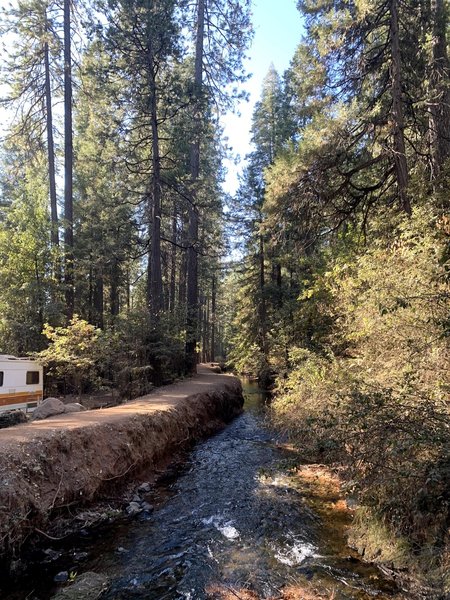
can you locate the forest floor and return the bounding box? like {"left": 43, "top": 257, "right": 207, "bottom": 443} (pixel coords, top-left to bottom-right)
{"left": 0, "top": 365, "right": 243, "bottom": 562}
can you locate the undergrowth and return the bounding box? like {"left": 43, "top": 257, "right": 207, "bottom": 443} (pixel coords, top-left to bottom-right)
{"left": 270, "top": 209, "right": 450, "bottom": 592}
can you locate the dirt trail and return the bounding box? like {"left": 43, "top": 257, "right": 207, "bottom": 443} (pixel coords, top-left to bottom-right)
{"left": 0, "top": 365, "right": 234, "bottom": 446}
{"left": 0, "top": 365, "right": 243, "bottom": 560}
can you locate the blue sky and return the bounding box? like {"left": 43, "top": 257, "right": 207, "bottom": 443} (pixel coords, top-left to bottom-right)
{"left": 222, "top": 0, "right": 305, "bottom": 194}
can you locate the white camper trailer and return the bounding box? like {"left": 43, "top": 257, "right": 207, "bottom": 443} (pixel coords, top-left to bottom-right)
{"left": 0, "top": 355, "right": 43, "bottom": 413}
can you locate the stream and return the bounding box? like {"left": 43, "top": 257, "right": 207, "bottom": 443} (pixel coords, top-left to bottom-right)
{"left": 2, "top": 379, "right": 404, "bottom": 600}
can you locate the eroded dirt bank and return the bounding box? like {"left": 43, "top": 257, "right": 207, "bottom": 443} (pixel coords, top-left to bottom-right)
{"left": 0, "top": 366, "right": 243, "bottom": 561}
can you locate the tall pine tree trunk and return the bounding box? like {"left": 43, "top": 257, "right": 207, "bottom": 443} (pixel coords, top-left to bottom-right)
{"left": 64, "top": 0, "right": 74, "bottom": 315}
{"left": 147, "top": 48, "right": 163, "bottom": 317}
{"left": 93, "top": 269, "right": 104, "bottom": 328}
{"left": 210, "top": 274, "right": 216, "bottom": 362}
{"left": 429, "top": 0, "right": 450, "bottom": 183}
{"left": 389, "top": 0, "right": 411, "bottom": 215}
{"left": 179, "top": 245, "right": 187, "bottom": 310}
{"left": 259, "top": 233, "right": 268, "bottom": 357}
{"left": 44, "top": 30, "right": 58, "bottom": 251}
{"left": 110, "top": 259, "right": 119, "bottom": 317}
{"left": 201, "top": 297, "right": 209, "bottom": 362}
{"left": 185, "top": 0, "right": 205, "bottom": 371}
{"left": 126, "top": 268, "right": 131, "bottom": 313}
{"left": 169, "top": 201, "right": 177, "bottom": 313}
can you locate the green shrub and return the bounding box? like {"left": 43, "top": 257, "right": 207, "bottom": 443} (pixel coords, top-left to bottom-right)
{"left": 271, "top": 209, "right": 450, "bottom": 566}
{"left": 37, "top": 315, "right": 105, "bottom": 395}
{"left": 117, "top": 365, "right": 154, "bottom": 399}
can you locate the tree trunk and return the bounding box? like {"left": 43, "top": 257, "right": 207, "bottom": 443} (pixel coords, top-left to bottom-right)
{"left": 148, "top": 52, "right": 163, "bottom": 317}
{"left": 110, "top": 259, "right": 119, "bottom": 317}
{"left": 201, "top": 297, "right": 208, "bottom": 362}
{"left": 178, "top": 241, "right": 187, "bottom": 311}
{"left": 93, "top": 270, "right": 104, "bottom": 328}
{"left": 186, "top": 207, "right": 199, "bottom": 367}
{"left": 88, "top": 262, "right": 93, "bottom": 323}
{"left": 276, "top": 262, "right": 282, "bottom": 307}
{"left": 210, "top": 274, "right": 216, "bottom": 362}
{"left": 177, "top": 186, "right": 188, "bottom": 321}
{"left": 185, "top": 0, "right": 205, "bottom": 371}
{"left": 126, "top": 268, "right": 131, "bottom": 313}
{"left": 162, "top": 247, "right": 169, "bottom": 311}
{"left": 429, "top": 0, "right": 450, "bottom": 183}
{"left": 169, "top": 201, "right": 177, "bottom": 313}
{"left": 205, "top": 295, "right": 210, "bottom": 362}
{"left": 259, "top": 233, "right": 268, "bottom": 357}
{"left": 389, "top": 0, "right": 411, "bottom": 215}
{"left": 44, "top": 29, "right": 58, "bottom": 251}
{"left": 64, "top": 0, "right": 74, "bottom": 315}
{"left": 34, "top": 257, "right": 44, "bottom": 338}
{"left": 218, "top": 323, "right": 223, "bottom": 360}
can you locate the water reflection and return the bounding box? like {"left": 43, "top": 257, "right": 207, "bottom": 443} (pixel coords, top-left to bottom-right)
{"left": 241, "top": 377, "right": 272, "bottom": 415}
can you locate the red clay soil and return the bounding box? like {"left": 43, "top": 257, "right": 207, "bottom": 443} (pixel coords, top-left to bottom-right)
{"left": 0, "top": 365, "right": 243, "bottom": 560}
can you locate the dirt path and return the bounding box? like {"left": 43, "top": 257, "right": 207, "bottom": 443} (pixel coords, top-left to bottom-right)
{"left": 0, "top": 365, "right": 243, "bottom": 560}
{"left": 0, "top": 365, "right": 234, "bottom": 446}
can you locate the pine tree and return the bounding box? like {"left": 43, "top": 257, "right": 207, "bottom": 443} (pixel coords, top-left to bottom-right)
{"left": 0, "top": 0, "right": 62, "bottom": 250}
{"left": 74, "top": 39, "right": 135, "bottom": 327}
{"left": 0, "top": 132, "right": 57, "bottom": 353}
{"left": 184, "top": 0, "right": 252, "bottom": 371}
{"left": 99, "top": 0, "right": 182, "bottom": 320}
{"left": 428, "top": 0, "right": 450, "bottom": 184}
{"left": 64, "top": 0, "right": 74, "bottom": 315}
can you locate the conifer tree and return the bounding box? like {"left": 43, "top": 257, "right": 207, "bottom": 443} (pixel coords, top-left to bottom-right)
{"left": 64, "top": 0, "right": 74, "bottom": 315}
{"left": 0, "top": 132, "right": 56, "bottom": 353}
{"left": 0, "top": 0, "right": 61, "bottom": 249}
{"left": 428, "top": 0, "right": 450, "bottom": 183}
{"left": 99, "top": 0, "right": 182, "bottom": 319}
{"left": 74, "top": 39, "right": 135, "bottom": 327}
{"left": 184, "top": 0, "right": 252, "bottom": 370}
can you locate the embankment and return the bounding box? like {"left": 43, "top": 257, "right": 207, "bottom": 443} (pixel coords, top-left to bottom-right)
{"left": 0, "top": 366, "right": 243, "bottom": 560}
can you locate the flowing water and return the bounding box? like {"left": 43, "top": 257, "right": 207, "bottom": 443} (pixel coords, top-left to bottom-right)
{"left": 2, "top": 380, "right": 404, "bottom": 600}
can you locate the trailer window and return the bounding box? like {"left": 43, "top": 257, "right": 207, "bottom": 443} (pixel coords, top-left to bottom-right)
{"left": 26, "top": 371, "right": 40, "bottom": 385}
{"left": 0, "top": 372, "right": 3, "bottom": 386}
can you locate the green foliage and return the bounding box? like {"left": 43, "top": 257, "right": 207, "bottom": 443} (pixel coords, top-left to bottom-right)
{"left": 0, "top": 0, "right": 253, "bottom": 381}
{"left": 117, "top": 364, "right": 154, "bottom": 399}
{"left": 37, "top": 316, "right": 105, "bottom": 394}
{"left": 0, "top": 0, "right": 62, "bottom": 135}
{"left": 0, "top": 148, "right": 61, "bottom": 354}
{"left": 73, "top": 38, "right": 135, "bottom": 326}
{"left": 271, "top": 209, "right": 450, "bottom": 564}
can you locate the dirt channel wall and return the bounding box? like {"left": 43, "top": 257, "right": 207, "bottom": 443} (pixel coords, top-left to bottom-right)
{"left": 0, "top": 367, "right": 243, "bottom": 560}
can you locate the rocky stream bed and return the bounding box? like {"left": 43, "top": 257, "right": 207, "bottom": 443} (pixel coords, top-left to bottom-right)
{"left": 0, "top": 378, "right": 415, "bottom": 600}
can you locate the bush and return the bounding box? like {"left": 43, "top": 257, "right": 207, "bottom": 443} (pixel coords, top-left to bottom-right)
{"left": 36, "top": 309, "right": 190, "bottom": 401}
{"left": 37, "top": 316, "right": 105, "bottom": 396}
{"left": 117, "top": 365, "right": 154, "bottom": 400}
{"left": 271, "top": 209, "right": 450, "bottom": 572}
